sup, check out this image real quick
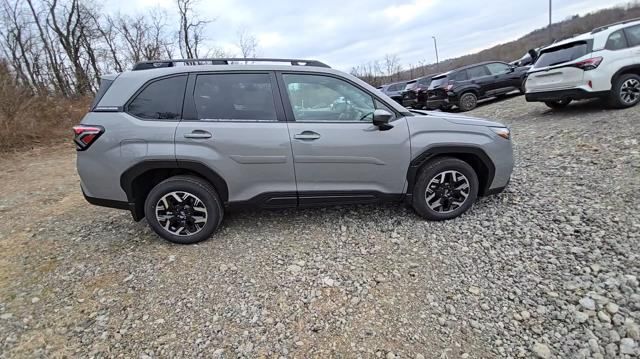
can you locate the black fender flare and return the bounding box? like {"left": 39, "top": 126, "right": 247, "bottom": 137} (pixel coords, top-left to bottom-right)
{"left": 120, "top": 159, "right": 230, "bottom": 204}
{"left": 406, "top": 145, "right": 496, "bottom": 197}
{"left": 454, "top": 86, "right": 481, "bottom": 100}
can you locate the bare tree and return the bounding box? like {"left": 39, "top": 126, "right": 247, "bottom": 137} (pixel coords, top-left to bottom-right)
{"left": 383, "top": 54, "right": 401, "bottom": 80}
{"left": 236, "top": 28, "right": 258, "bottom": 61}
{"left": 176, "top": 0, "right": 210, "bottom": 59}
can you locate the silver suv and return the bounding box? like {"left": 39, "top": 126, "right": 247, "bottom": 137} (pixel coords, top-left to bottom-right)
{"left": 75, "top": 58, "right": 514, "bottom": 244}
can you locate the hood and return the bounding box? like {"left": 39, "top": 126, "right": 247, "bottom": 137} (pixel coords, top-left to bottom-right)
{"left": 410, "top": 110, "right": 506, "bottom": 127}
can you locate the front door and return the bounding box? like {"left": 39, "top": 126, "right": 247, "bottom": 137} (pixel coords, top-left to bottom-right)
{"left": 175, "top": 72, "right": 297, "bottom": 207}
{"left": 485, "top": 62, "right": 519, "bottom": 94}
{"left": 278, "top": 72, "right": 411, "bottom": 205}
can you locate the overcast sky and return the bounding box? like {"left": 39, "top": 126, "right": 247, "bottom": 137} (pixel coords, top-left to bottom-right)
{"left": 106, "top": 0, "right": 628, "bottom": 71}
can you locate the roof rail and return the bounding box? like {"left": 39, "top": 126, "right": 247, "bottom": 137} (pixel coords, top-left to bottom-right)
{"left": 591, "top": 17, "right": 640, "bottom": 34}
{"left": 132, "top": 58, "right": 331, "bottom": 71}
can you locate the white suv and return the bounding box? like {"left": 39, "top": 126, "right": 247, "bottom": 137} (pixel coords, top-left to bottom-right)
{"left": 525, "top": 18, "right": 640, "bottom": 109}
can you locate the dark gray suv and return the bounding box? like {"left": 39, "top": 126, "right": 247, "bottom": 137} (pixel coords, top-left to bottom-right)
{"left": 75, "top": 58, "right": 514, "bottom": 244}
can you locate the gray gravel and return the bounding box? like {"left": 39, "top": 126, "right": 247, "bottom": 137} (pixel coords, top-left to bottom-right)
{"left": 0, "top": 95, "right": 639, "bottom": 358}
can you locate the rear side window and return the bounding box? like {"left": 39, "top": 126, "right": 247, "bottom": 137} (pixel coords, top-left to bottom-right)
{"left": 452, "top": 71, "right": 468, "bottom": 82}
{"left": 405, "top": 81, "right": 417, "bottom": 90}
{"left": 467, "top": 66, "right": 490, "bottom": 79}
{"left": 625, "top": 24, "right": 640, "bottom": 47}
{"left": 194, "top": 73, "right": 277, "bottom": 121}
{"left": 534, "top": 41, "right": 589, "bottom": 68}
{"left": 606, "top": 30, "right": 628, "bottom": 50}
{"left": 128, "top": 76, "right": 187, "bottom": 119}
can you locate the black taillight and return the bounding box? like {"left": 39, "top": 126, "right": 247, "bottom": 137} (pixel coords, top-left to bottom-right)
{"left": 73, "top": 125, "right": 104, "bottom": 151}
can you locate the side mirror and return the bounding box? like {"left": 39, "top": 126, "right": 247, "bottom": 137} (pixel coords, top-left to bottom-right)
{"left": 372, "top": 109, "right": 394, "bottom": 131}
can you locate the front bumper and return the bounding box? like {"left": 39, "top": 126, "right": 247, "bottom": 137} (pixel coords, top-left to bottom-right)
{"left": 525, "top": 88, "right": 609, "bottom": 102}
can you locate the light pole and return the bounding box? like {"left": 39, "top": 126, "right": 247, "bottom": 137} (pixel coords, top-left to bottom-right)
{"left": 432, "top": 36, "right": 439, "bottom": 70}
{"left": 548, "top": 0, "right": 553, "bottom": 43}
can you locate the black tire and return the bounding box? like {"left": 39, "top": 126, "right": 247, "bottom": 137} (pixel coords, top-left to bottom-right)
{"left": 458, "top": 92, "right": 478, "bottom": 112}
{"left": 144, "top": 175, "right": 223, "bottom": 244}
{"left": 440, "top": 104, "right": 453, "bottom": 112}
{"left": 608, "top": 73, "right": 640, "bottom": 109}
{"left": 544, "top": 99, "right": 571, "bottom": 109}
{"left": 519, "top": 84, "right": 526, "bottom": 95}
{"left": 412, "top": 157, "right": 479, "bottom": 221}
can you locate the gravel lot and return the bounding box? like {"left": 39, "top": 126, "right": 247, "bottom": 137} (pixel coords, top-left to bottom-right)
{"left": 0, "top": 95, "right": 639, "bottom": 358}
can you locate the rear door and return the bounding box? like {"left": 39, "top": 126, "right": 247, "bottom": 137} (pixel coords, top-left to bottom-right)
{"left": 278, "top": 72, "right": 411, "bottom": 205}
{"left": 526, "top": 41, "right": 591, "bottom": 92}
{"left": 466, "top": 65, "right": 492, "bottom": 97}
{"left": 175, "top": 71, "right": 297, "bottom": 206}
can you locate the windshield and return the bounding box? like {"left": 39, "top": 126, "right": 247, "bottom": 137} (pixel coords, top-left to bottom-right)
{"left": 428, "top": 76, "right": 448, "bottom": 89}
{"left": 534, "top": 41, "right": 589, "bottom": 68}
{"left": 404, "top": 82, "right": 417, "bottom": 91}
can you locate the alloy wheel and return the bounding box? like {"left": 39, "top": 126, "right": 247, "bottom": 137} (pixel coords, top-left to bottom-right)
{"left": 155, "top": 191, "right": 208, "bottom": 236}
{"left": 620, "top": 78, "right": 640, "bottom": 105}
{"left": 424, "top": 170, "right": 471, "bottom": 213}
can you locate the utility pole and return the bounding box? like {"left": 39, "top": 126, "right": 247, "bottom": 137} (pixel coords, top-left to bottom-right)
{"left": 432, "top": 36, "right": 439, "bottom": 70}
{"left": 548, "top": 0, "right": 553, "bottom": 43}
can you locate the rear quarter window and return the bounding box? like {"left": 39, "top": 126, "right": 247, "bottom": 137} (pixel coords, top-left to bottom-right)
{"left": 534, "top": 41, "right": 590, "bottom": 68}
{"left": 127, "top": 76, "right": 187, "bottom": 120}
{"left": 90, "top": 79, "right": 113, "bottom": 110}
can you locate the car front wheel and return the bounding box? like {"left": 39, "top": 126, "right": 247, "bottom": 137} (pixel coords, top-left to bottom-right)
{"left": 412, "top": 157, "right": 479, "bottom": 221}
{"left": 144, "top": 175, "right": 223, "bottom": 244}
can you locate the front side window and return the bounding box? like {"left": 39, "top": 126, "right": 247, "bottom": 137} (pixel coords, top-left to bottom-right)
{"left": 606, "top": 30, "right": 628, "bottom": 50}
{"left": 486, "top": 62, "right": 511, "bottom": 75}
{"left": 624, "top": 25, "right": 640, "bottom": 47}
{"left": 467, "top": 66, "right": 490, "bottom": 79}
{"left": 194, "top": 73, "right": 277, "bottom": 121}
{"left": 128, "top": 76, "right": 187, "bottom": 120}
{"left": 283, "top": 74, "right": 376, "bottom": 122}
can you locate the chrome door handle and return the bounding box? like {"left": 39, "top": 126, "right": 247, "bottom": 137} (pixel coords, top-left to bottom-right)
{"left": 294, "top": 131, "right": 321, "bottom": 140}
{"left": 184, "top": 130, "right": 212, "bottom": 139}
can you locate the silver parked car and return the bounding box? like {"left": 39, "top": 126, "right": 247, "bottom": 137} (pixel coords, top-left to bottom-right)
{"left": 75, "top": 58, "right": 514, "bottom": 244}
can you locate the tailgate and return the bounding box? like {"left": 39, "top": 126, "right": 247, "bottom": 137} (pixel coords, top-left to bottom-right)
{"left": 526, "top": 66, "right": 584, "bottom": 92}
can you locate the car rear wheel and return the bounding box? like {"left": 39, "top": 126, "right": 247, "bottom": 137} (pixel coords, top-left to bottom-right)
{"left": 144, "top": 175, "right": 223, "bottom": 244}
{"left": 458, "top": 92, "right": 478, "bottom": 112}
{"left": 412, "top": 157, "right": 479, "bottom": 221}
{"left": 608, "top": 74, "right": 640, "bottom": 108}
{"left": 544, "top": 99, "right": 571, "bottom": 109}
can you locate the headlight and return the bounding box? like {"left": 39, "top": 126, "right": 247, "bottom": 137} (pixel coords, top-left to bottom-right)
{"left": 490, "top": 127, "right": 510, "bottom": 140}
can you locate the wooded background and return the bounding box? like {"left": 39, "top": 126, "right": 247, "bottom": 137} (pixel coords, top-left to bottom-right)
{"left": 0, "top": 0, "right": 637, "bottom": 150}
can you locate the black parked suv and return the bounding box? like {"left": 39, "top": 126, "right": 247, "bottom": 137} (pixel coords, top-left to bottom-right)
{"left": 378, "top": 81, "right": 407, "bottom": 104}
{"left": 401, "top": 75, "right": 434, "bottom": 108}
{"left": 426, "top": 61, "right": 528, "bottom": 111}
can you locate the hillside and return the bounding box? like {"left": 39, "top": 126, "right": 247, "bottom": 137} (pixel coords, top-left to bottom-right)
{"left": 357, "top": 2, "right": 640, "bottom": 86}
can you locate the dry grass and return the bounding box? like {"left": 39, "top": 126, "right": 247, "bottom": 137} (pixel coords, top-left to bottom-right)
{"left": 0, "top": 66, "right": 90, "bottom": 152}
